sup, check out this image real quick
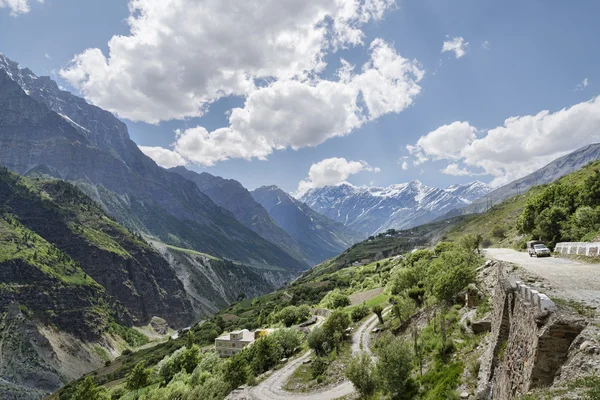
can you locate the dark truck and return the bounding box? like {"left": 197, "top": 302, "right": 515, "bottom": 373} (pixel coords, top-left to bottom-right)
{"left": 527, "top": 240, "right": 551, "bottom": 257}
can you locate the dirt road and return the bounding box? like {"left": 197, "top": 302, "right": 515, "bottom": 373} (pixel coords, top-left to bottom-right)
{"left": 485, "top": 248, "right": 600, "bottom": 307}
{"left": 229, "top": 308, "right": 389, "bottom": 400}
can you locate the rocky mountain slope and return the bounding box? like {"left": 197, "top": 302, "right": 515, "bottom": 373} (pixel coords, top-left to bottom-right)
{"left": 0, "top": 53, "right": 305, "bottom": 272}
{"left": 300, "top": 180, "right": 491, "bottom": 235}
{"left": 0, "top": 168, "right": 194, "bottom": 398}
{"left": 154, "top": 242, "right": 296, "bottom": 316}
{"left": 251, "top": 186, "right": 364, "bottom": 264}
{"left": 169, "top": 167, "right": 309, "bottom": 266}
{"left": 441, "top": 143, "right": 600, "bottom": 218}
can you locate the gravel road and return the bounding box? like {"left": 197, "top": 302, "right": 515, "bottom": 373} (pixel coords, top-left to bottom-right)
{"left": 229, "top": 308, "right": 390, "bottom": 400}
{"left": 485, "top": 248, "right": 600, "bottom": 307}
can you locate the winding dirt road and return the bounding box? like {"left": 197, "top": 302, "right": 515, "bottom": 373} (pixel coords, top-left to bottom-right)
{"left": 485, "top": 248, "right": 600, "bottom": 307}
{"left": 228, "top": 308, "right": 389, "bottom": 400}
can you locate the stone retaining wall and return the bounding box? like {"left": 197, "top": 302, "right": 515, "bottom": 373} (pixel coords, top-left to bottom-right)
{"left": 555, "top": 242, "right": 600, "bottom": 257}
{"left": 477, "top": 261, "right": 584, "bottom": 399}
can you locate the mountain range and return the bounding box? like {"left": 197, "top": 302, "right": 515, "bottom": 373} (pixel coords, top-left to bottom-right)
{"left": 300, "top": 180, "right": 492, "bottom": 235}
{"left": 440, "top": 143, "right": 600, "bottom": 219}
{"left": 251, "top": 185, "right": 365, "bottom": 263}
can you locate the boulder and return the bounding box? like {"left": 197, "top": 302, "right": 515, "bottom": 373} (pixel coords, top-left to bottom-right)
{"left": 471, "top": 320, "right": 492, "bottom": 334}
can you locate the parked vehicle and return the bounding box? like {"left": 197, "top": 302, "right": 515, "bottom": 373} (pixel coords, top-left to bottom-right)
{"left": 527, "top": 241, "right": 551, "bottom": 257}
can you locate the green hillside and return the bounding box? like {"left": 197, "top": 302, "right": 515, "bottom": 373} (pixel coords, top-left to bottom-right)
{"left": 445, "top": 160, "right": 600, "bottom": 249}
{"left": 0, "top": 167, "right": 192, "bottom": 339}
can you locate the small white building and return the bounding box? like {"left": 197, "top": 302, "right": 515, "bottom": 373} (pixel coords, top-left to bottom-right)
{"left": 215, "top": 329, "right": 256, "bottom": 357}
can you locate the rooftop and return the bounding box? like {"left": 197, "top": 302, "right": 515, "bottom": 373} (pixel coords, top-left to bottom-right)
{"left": 216, "top": 329, "right": 255, "bottom": 342}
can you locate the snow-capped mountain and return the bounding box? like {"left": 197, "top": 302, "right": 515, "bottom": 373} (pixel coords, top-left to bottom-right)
{"left": 444, "top": 181, "right": 494, "bottom": 203}
{"left": 300, "top": 180, "right": 492, "bottom": 235}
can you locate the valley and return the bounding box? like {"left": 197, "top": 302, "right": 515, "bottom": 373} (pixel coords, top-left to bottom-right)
{"left": 0, "top": 50, "right": 599, "bottom": 400}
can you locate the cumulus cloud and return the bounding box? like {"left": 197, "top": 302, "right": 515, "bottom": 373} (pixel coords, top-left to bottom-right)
{"left": 442, "top": 36, "right": 468, "bottom": 58}
{"left": 440, "top": 163, "right": 472, "bottom": 176}
{"left": 168, "top": 39, "right": 422, "bottom": 166}
{"left": 139, "top": 145, "right": 187, "bottom": 168}
{"left": 414, "top": 121, "right": 477, "bottom": 160}
{"left": 482, "top": 40, "right": 490, "bottom": 50}
{"left": 295, "top": 157, "right": 380, "bottom": 197}
{"left": 401, "top": 161, "right": 408, "bottom": 170}
{"left": 0, "top": 0, "right": 40, "bottom": 15}
{"left": 410, "top": 96, "right": 600, "bottom": 186}
{"left": 60, "top": 0, "right": 397, "bottom": 124}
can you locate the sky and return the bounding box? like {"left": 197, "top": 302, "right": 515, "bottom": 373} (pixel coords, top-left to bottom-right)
{"left": 1, "top": 0, "right": 599, "bottom": 195}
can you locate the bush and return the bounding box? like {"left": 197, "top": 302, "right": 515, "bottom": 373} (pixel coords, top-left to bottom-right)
{"left": 374, "top": 334, "right": 416, "bottom": 400}
{"left": 126, "top": 361, "right": 151, "bottom": 391}
{"left": 491, "top": 225, "right": 506, "bottom": 239}
{"left": 311, "top": 357, "right": 327, "bottom": 378}
{"left": 271, "top": 328, "right": 302, "bottom": 358}
{"left": 351, "top": 303, "right": 370, "bottom": 322}
{"left": 307, "top": 327, "right": 329, "bottom": 356}
{"left": 321, "top": 289, "right": 351, "bottom": 309}
{"left": 345, "top": 352, "right": 377, "bottom": 398}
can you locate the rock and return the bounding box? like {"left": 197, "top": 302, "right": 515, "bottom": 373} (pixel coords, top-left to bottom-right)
{"left": 472, "top": 320, "right": 492, "bottom": 334}
{"left": 580, "top": 341, "right": 594, "bottom": 351}
{"left": 460, "top": 392, "right": 470, "bottom": 399}
{"left": 150, "top": 316, "right": 169, "bottom": 335}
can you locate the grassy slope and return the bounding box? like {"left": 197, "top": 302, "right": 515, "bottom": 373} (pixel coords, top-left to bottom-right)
{"left": 444, "top": 160, "right": 600, "bottom": 248}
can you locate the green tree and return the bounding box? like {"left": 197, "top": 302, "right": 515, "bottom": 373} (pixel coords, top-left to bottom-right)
{"left": 222, "top": 354, "right": 248, "bottom": 390}
{"left": 375, "top": 335, "right": 416, "bottom": 400}
{"left": 345, "top": 352, "right": 377, "bottom": 398}
{"left": 278, "top": 305, "right": 300, "bottom": 327}
{"left": 186, "top": 330, "right": 195, "bottom": 348}
{"left": 271, "top": 328, "right": 302, "bottom": 358}
{"left": 533, "top": 205, "right": 568, "bottom": 242}
{"left": 372, "top": 304, "right": 384, "bottom": 324}
{"left": 70, "top": 376, "right": 109, "bottom": 400}
{"left": 126, "top": 361, "right": 151, "bottom": 391}
{"left": 351, "top": 303, "right": 370, "bottom": 322}
{"left": 180, "top": 344, "right": 201, "bottom": 374}
{"left": 307, "top": 326, "right": 329, "bottom": 356}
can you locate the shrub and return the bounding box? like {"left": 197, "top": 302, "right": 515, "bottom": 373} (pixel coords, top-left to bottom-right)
{"left": 374, "top": 334, "right": 416, "bottom": 400}
{"left": 311, "top": 357, "right": 327, "bottom": 378}
{"left": 351, "top": 303, "right": 370, "bottom": 322}
{"left": 126, "top": 361, "right": 151, "bottom": 391}
{"left": 345, "top": 352, "right": 377, "bottom": 398}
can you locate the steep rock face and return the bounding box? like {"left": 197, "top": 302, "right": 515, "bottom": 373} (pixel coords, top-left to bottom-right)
{"left": 170, "top": 167, "right": 308, "bottom": 266}
{"left": 0, "top": 54, "right": 306, "bottom": 272}
{"left": 0, "top": 169, "right": 192, "bottom": 332}
{"left": 300, "top": 180, "right": 486, "bottom": 235}
{"left": 251, "top": 186, "right": 364, "bottom": 263}
{"left": 0, "top": 304, "right": 119, "bottom": 400}
{"left": 443, "top": 143, "right": 600, "bottom": 218}
{"left": 155, "top": 243, "right": 295, "bottom": 317}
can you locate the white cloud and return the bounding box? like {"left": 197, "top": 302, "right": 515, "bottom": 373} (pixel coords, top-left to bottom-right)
{"left": 401, "top": 161, "right": 408, "bottom": 170}
{"left": 441, "top": 36, "right": 468, "bottom": 58}
{"left": 295, "top": 157, "right": 380, "bottom": 197}
{"left": 60, "top": 0, "right": 397, "bottom": 124}
{"left": 171, "top": 39, "right": 423, "bottom": 166}
{"left": 0, "top": 0, "right": 37, "bottom": 15}
{"left": 575, "top": 78, "right": 589, "bottom": 91}
{"left": 414, "top": 121, "right": 477, "bottom": 160}
{"left": 410, "top": 96, "right": 600, "bottom": 186}
{"left": 139, "top": 145, "right": 187, "bottom": 168}
{"left": 482, "top": 40, "right": 490, "bottom": 50}
{"left": 440, "top": 163, "right": 472, "bottom": 176}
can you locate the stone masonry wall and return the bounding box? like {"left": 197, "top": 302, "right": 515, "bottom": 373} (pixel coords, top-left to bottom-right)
{"left": 477, "top": 261, "right": 584, "bottom": 399}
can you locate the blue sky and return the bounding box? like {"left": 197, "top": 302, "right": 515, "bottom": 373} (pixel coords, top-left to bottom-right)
{"left": 1, "top": 0, "right": 599, "bottom": 194}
